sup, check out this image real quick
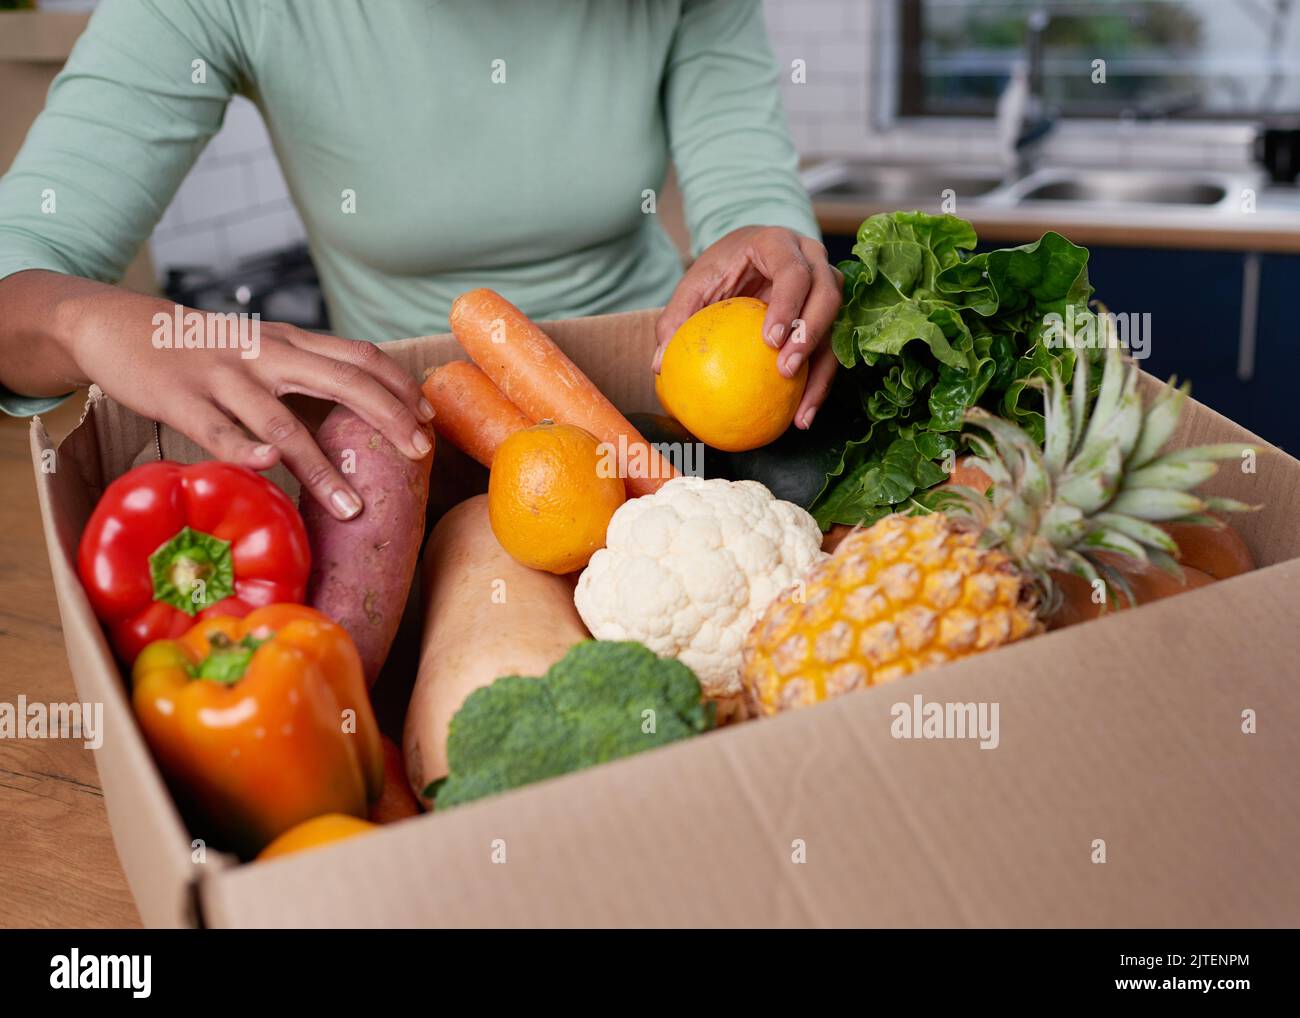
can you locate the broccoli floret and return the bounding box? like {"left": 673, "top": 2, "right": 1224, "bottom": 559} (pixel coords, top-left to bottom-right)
{"left": 431, "top": 641, "right": 716, "bottom": 808}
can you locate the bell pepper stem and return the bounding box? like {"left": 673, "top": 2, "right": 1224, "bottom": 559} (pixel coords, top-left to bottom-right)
{"left": 148, "top": 526, "right": 235, "bottom": 615}
{"left": 191, "top": 631, "right": 270, "bottom": 684}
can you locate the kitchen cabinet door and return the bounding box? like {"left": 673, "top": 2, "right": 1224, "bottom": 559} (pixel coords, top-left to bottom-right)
{"left": 1079, "top": 247, "right": 1254, "bottom": 435}
{"left": 1250, "top": 254, "right": 1300, "bottom": 455}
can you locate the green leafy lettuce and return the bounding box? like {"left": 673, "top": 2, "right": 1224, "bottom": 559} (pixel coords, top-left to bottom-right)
{"left": 812, "top": 211, "right": 1100, "bottom": 527}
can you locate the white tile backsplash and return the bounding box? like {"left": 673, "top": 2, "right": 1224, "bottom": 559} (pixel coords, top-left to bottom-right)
{"left": 150, "top": 224, "right": 229, "bottom": 274}
{"left": 816, "top": 41, "right": 872, "bottom": 77}
{"left": 176, "top": 162, "right": 258, "bottom": 229}
{"left": 223, "top": 203, "right": 307, "bottom": 263}
{"left": 244, "top": 154, "right": 291, "bottom": 207}
{"left": 149, "top": 96, "right": 306, "bottom": 279}
{"left": 764, "top": 0, "right": 874, "bottom": 153}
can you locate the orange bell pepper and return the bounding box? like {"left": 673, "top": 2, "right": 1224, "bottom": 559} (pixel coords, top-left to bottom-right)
{"left": 257, "top": 814, "right": 377, "bottom": 861}
{"left": 131, "top": 604, "right": 383, "bottom": 858}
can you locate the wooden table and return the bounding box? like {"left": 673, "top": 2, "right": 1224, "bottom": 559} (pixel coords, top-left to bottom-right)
{"left": 0, "top": 394, "right": 141, "bottom": 928}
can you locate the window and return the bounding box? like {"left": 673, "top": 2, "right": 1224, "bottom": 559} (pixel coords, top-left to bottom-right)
{"left": 898, "top": 0, "right": 1300, "bottom": 119}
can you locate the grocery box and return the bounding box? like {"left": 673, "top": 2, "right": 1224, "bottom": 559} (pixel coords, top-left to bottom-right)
{"left": 30, "top": 308, "right": 1300, "bottom": 927}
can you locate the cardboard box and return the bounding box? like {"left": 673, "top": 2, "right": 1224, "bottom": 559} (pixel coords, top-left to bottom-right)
{"left": 30, "top": 308, "right": 1300, "bottom": 927}
{"left": 0, "top": 10, "right": 156, "bottom": 295}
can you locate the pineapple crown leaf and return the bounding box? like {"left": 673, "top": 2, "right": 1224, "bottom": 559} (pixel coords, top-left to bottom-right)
{"left": 1154, "top": 442, "right": 1258, "bottom": 466}
{"left": 1089, "top": 511, "right": 1178, "bottom": 555}
{"left": 1043, "top": 371, "right": 1073, "bottom": 474}
{"left": 1204, "top": 495, "right": 1260, "bottom": 514}
{"left": 1127, "top": 381, "right": 1188, "bottom": 467}
{"left": 1125, "top": 458, "right": 1220, "bottom": 492}
{"left": 1082, "top": 526, "right": 1150, "bottom": 562}
{"left": 957, "top": 339, "right": 1258, "bottom": 592}
{"left": 1146, "top": 546, "right": 1186, "bottom": 582}
{"left": 1091, "top": 555, "right": 1136, "bottom": 608}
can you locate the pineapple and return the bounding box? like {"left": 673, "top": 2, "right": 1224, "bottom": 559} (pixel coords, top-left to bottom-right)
{"left": 741, "top": 342, "right": 1256, "bottom": 716}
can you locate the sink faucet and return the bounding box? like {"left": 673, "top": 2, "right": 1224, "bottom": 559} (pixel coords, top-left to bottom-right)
{"left": 997, "top": 6, "right": 1055, "bottom": 177}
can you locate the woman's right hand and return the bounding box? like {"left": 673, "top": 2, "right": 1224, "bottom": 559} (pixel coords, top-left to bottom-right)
{"left": 4, "top": 271, "right": 432, "bottom": 520}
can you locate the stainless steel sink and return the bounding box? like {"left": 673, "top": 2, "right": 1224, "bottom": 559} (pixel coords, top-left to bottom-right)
{"left": 802, "top": 162, "right": 1007, "bottom": 207}
{"left": 1017, "top": 171, "right": 1228, "bottom": 206}
{"left": 803, "top": 160, "right": 1254, "bottom": 214}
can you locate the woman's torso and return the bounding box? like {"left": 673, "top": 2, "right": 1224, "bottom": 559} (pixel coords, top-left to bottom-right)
{"left": 240, "top": 0, "right": 686, "bottom": 338}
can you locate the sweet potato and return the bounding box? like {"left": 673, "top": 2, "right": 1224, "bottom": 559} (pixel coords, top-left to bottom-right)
{"left": 369, "top": 735, "right": 423, "bottom": 823}
{"left": 300, "top": 406, "right": 433, "bottom": 686}
{"left": 403, "top": 495, "right": 589, "bottom": 806}
{"left": 1046, "top": 556, "right": 1217, "bottom": 630}
{"left": 1159, "top": 519, "right": 1254, "bottom": 580}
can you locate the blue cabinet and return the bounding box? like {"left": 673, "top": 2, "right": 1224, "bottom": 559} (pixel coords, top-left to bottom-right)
{"left": 1252, "top": 254, "right": 1300, "bottom": 455}
{"left": 1087, "top": 246, "right": 1296, "bottom": 454}
{"left": 1083, "top": 246, "right": 1252, "bottom": 434}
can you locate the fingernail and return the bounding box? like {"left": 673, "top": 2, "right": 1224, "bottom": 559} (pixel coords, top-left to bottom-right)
{"left": 801, "top": 407, "right": 817, "bottom": 429}
{"left": 418, "top": 398, "right": 435, "bottom": 422}
{"left": 331, "top": 488, "right": 362, "bottom": 519}
{"left": 766, "top": 323, "right": 786, "bottom": 346}
{"left": 253, "top": 444, "right": 275, "bottom": 459}
{"left": 783, "top": 351, "right": 804, "bottom": 376}
{"left": 412, "top": 429, "right": 433, "bottom": 456}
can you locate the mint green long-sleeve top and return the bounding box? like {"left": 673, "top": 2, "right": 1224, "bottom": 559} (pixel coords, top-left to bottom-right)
{"left": 0, "top": 0, "right": 818, "bottom": 416}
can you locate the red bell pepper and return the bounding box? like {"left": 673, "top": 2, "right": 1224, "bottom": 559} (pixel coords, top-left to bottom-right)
{"left": 78, "top": 461, "right": 311, "bottom": 663}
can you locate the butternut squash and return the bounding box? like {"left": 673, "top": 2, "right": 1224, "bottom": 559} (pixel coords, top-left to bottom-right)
{"left": 402, "top": 496, "right": 589, "bottom": 806}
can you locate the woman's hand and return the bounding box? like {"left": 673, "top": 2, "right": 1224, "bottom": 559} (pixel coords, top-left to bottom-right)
{"left": 654, "top": 225, "right": 842, "bottom": 429}
{"left": 4, "top": 272, "right": 432, "bottom": 520}
{"left": 74, "top": 312, "right": 435, "bottom": 522}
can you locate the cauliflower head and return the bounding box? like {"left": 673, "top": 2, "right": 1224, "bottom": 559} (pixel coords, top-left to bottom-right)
{"left": 574, "top": 477, "right": 825, "bottom": 698}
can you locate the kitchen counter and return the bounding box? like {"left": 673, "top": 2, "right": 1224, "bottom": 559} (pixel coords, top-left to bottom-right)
{"left": 817, "top": 199, "right": 1300, "bottom": 252}
{"left": 811, "top": 163, "right": 1300, "bottom": 252}
{"left": 0, "top": 396, "right": 140, "bottom": 929}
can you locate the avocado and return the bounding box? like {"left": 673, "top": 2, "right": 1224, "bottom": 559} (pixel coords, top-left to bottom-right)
{"left": 728, "top": 420, "right": 844, "bottom": 510}
{"left": 626, "top": 412, "right": 733, "bottom": 480}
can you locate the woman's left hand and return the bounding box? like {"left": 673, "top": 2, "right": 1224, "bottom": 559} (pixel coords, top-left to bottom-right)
{"left": 654, "top": 225, "right": 842, "bottom": 429}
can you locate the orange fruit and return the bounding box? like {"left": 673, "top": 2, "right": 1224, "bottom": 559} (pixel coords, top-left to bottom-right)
{"left": 655, "top": 296, "right": 808, "bottom": 452}
{"left": 257, "top": 813, "right": 376, "bottom": 861}
{"left": 487, "top": 421, "right": 626, "bottom": 574}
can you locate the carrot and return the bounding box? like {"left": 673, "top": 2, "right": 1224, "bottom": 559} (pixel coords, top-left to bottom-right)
{"left": 449, "top": 288, "right": 677, "bottom": 497}
{"left": 421, "top": 361, "right": 530, "bottom": 468}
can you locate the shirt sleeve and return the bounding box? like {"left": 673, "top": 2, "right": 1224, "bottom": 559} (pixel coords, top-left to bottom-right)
{"left": 662, "top": 0, "right": 820, "bottom": 257}
{"left": 0, "top": 0, "right": 255, "bottom": 289}
{"left": 0, "top": 389, "right": 69, "bottom": 418}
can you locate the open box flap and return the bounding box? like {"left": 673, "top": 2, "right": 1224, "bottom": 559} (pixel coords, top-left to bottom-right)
{"left": 199, "top": 556, "right": 1300, "bottom": 928}
{"left": 29, "top": 411, "right": 235, "bottom": 928}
